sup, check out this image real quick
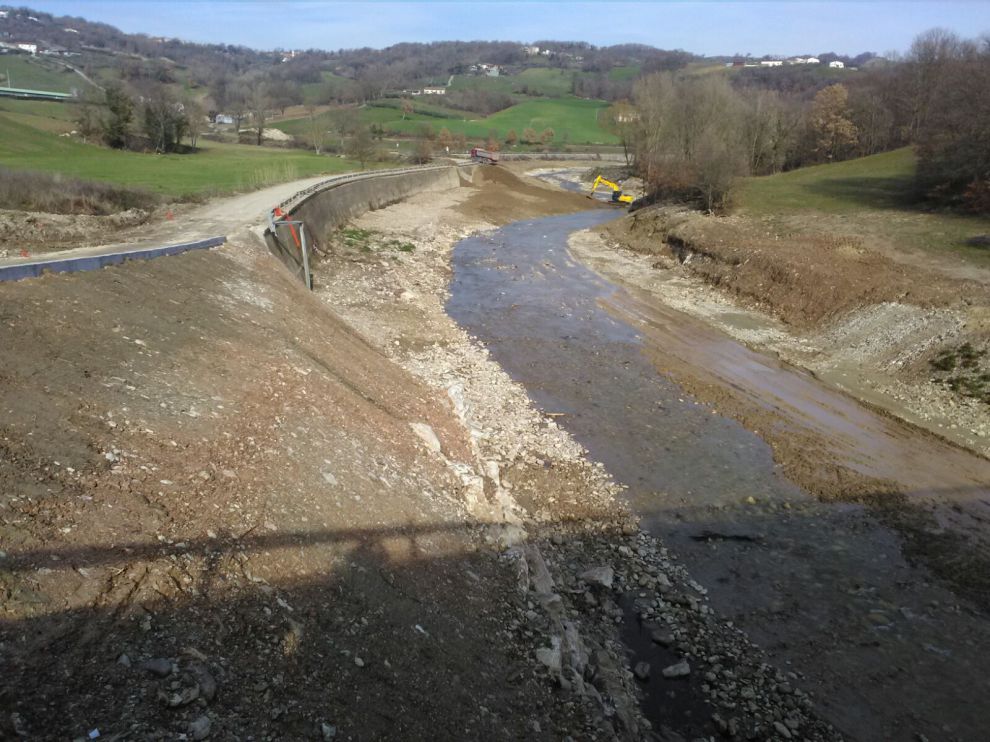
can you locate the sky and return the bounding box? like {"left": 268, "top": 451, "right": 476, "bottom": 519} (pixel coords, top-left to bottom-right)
{"left": 20, "top": 1, "right": 990, "bottom": 56}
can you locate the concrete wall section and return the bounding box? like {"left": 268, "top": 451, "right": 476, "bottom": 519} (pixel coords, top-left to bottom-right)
{"left": 291, "top": 166, "right": 464, "bottom": 239}
{"left": 264, "top": 165, "right": 470, "bottom": 284}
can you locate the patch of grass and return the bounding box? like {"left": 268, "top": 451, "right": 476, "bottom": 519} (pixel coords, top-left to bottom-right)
{"left": 737, "top": 148, "right": 919, "bottom": 214}
{"left": 930, "top": 342, "right": 990, "bottom": 404}
{"left": 608, "top": 65, "right": 641, "bottom": 82}
{"left": 339, "top": 227, "right": 374, "bottom": 250}
{"left": 275, "top": 96, "right": 617, "bottom": 145}
{"left": 386, "top": 239, "right": 415, "bottom": 252}
{"left": 0, "top": 55, "right": 91, "bottom": 94}
{"left": 736, "top": 147, "right": 990, "bottom": 265}
{"left": 0, "top": 115, "right": 364, "bottom": 198}
{"left": 0, "top": 97, "right": 77, "bottom": 133}
{"left": 332, "top": 227, "right": 415, "bottom": 255}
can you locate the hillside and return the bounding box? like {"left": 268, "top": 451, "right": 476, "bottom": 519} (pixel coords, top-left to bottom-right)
{"left": 275, "top": 97, "right": 618, "bottom": 146}
{"left": 0, "top": 115, "right": 363, "bottom": 197}
{"left": 736, "top": 147, "right": 990, "bottom": 262}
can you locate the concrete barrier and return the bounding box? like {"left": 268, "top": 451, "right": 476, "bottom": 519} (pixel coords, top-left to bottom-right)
{"left": 264, "top": 164, "right": 471, "bottom": 286}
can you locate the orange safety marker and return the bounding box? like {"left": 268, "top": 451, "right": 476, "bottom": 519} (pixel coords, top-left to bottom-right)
{"left": 273, "top": 206, "right": 301, "bottom": 249}
{"left": 166, "top": 210, "right": 174, "bottom": 220}
{"left": 19, "top": 249, "right": 29, "bottom": 258}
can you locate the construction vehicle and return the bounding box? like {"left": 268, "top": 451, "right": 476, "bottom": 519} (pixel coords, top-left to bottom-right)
{"left": 469, "top": 147, "right": 499, "bottom": 165}
{"left": 588, "top": 175, "right": 633, "bottom": 205}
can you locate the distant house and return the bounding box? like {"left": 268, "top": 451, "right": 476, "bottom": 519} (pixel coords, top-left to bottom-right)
{"left": 788, "top": 57, "right": 808, "bottom": 65}
{"left": 522, "top": 46, "right": 540, "bottom": 56}
{"left": 64, "top": 27, "right": 79, "bottom": 34}
{"left": 478, "top": 63, "right": 500, "bottom": 77}
{"left": 214, "top": 114, "right": 235, "bottom": 125}
{"left": 828, "top": 60, "right": 845, "bottom": 69}
{"left": 0, "top": 11, "right": 9, "bottom": 19}
{"left": 15, "top": 43, "right": 38, "bottom": 55}
{"left": 805, "top": 57, "right": 820, "bottom": 64}
{"left": 422, "top": 86, "right": 446, "bottom": 95}
{"left": 760, "top": 60, "right": 783, "bottom": 67}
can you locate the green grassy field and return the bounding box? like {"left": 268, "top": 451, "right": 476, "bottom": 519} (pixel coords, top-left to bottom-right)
{"left": 737, "top": 148, "right": 919, "bottom": 214}
{"left": 608, "top": 65, "right": 641, "bottom": 81}
{"left": 0, "top": 97, "right": 77, "bottom": 132}
{"left": 0, "top": 55, "right": 91, "bottom": 93}
{"left": 736, "top": 147, "right": 990, "bottom": 262}
{"left": 301, "top": 70, "right": 360, "bottom": 105}
{"left": 0, "top": 114, "right": 364, "bottom": 198}
{"left": 275, "top": 96, "right": 617, "bottom": 145}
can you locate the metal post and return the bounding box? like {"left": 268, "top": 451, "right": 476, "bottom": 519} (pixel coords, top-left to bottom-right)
{"left": 299, "top": 223, "right": 312, "bottom": 290}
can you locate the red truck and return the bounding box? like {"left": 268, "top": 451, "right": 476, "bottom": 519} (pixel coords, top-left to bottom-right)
{"left": 469, "top": 147, "right": 499, "bottom": 165}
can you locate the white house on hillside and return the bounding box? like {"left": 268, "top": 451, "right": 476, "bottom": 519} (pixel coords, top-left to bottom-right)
{"left": 760, "top": 60, "right": 783, "bottom": 67}
{"left": 422, "top": 86, "right": 446, "bottom": 95}
{"left": 829, "top": 60, "right": 845, "bottom": 69}
{"left": 806, "top": 57, "right": 820, "bottom": 64}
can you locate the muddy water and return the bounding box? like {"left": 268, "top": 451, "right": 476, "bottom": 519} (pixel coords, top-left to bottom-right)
{"left": 447, "top": 211, "right": 990, "bottom": 742}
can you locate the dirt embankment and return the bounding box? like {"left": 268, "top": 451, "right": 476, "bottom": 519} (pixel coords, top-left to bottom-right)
{"left": 0, "top": 208, "right": 156, "bottom": 256}
{"left": 599, "top": 206, "right": 990, "bottom": 453}
{"left": 605, "top": 206, "right": 982, "bottom": 329}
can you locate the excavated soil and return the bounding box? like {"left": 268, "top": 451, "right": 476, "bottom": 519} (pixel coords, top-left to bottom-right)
{"left": 0, "top": 208, "right": 155, "bottom": 256}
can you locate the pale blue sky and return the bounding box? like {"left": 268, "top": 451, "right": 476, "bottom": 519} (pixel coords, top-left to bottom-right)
{"left": 22, "top": 1, "right": 990, "bottom": 56}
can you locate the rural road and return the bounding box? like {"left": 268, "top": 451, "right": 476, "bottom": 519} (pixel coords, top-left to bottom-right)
{"left": 0, "top": 173, "right": 335, "bottom": 270}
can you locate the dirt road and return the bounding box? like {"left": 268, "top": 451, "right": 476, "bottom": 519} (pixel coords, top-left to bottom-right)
{"left": 0, "top": 173, "right": 334, "bottom": 266}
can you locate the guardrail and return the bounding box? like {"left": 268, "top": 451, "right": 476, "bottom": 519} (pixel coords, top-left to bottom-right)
{"left": 273, "top": 163, "right": 466, "bottom": 213}
{"left": 265, "top": 163, "right": 472, "bottom": 290}
{"left": 0, "top": 236, "right": 227, "bottom": 283}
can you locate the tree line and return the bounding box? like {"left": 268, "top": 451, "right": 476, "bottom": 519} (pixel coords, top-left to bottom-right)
{"left": 621, "top": 29, "right": 990, "bottom": 214}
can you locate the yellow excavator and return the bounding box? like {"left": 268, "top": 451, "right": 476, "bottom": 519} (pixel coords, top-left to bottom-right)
{"left": 588, "top": 175, "right": 633, "bottom": 205}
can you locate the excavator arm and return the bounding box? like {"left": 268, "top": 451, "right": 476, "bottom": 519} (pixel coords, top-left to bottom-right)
{"left": 589, "top": 175, "right": 633, "bottom": 204}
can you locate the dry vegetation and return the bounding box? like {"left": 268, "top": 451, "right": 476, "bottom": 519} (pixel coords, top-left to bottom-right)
{"left": 0, "top": 166, "right": 160, "bottom": 215}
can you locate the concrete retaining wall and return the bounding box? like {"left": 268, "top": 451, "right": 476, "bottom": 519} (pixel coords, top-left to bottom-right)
{"left": 264, "top": 165, "right": 470, "bottom": 285}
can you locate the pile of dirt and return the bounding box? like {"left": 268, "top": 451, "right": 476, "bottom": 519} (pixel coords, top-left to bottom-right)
{"left": 456, "top": 164, "right": 606, "bottom": 223}
{"left": 0, "top": 208, "right": 153, "bottom": 254}
{"left": 1, "top": 227, "right": 647, "bottom": 739}
{"left": 603, "top": 205, "right": 983, "bottom": 329}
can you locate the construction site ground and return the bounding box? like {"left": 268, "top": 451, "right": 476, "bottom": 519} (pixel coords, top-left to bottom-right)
{"left": 1, "top": 162, "right": 989, "bottom": 741}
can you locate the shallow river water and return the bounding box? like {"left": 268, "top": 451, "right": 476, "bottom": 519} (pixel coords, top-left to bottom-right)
{"left": 447, "top": 210, "right": 990, "bottom": 741}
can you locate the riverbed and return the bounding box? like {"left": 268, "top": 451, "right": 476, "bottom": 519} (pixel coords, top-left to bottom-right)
{"left": 447, "top": 208, "right": 990, "bottom": 741}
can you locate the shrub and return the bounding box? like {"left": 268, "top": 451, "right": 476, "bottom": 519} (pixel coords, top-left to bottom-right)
{"left": 0, "top": 167, "right": 160, "bottom": 215}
